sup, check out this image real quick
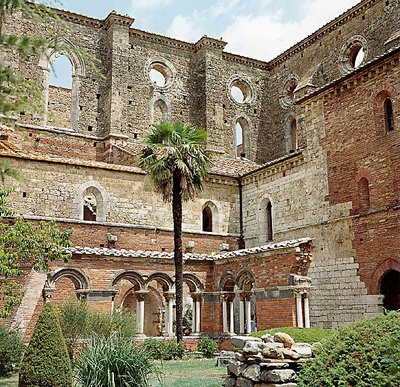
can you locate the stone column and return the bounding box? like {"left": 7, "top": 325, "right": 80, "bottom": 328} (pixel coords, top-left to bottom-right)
{"left": 304, "top": 292, "right": 310, "bottom": 328}
{"left": 295, "top": 291, "right": 304, "bottom": 328}
{"left": 229, "top": 297, "right": 235, "bottom": 335}
{"left": 239, "top": 296, "right": 245, "bottom": 334}
{"left": 222, "top": 295, "right": 228, "bottom": 333}
{"left": 245, "top": 297, "right": 252, "bottom": 334}
{"left": 164, "top": 292, "right": 175, "bottom": 337}
{"left": 191, "top": 298, "right": 196, "bottom": 334}
{"left": 135, "top": 290, "right": 148, "bottom": 336}
{"left": 195, "top": 295, "right": 201, "bottom": 333}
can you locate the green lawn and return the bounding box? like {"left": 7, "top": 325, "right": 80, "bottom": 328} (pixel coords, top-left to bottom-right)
{"left": 0, "top": 359, "right": 226, "bottom": 387}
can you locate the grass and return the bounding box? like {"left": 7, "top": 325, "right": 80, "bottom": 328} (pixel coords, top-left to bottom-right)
{"left": 151, "top": 358, "right": 226, "bottom": 387}
{"left": 0, "top": 359, "right": 226, "bottom": 387}
{"left": 252, "top": 326, "right": 333, "bottom": 343}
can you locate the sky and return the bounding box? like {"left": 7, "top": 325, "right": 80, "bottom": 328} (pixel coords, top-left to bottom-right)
{"left": 49, "top": 0, "right": 360, "bottom": 87}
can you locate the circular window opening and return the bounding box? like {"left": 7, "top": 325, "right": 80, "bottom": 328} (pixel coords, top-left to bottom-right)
{"left": 350, "top": 45, "right": 365, "bottom": 69}
{"left": 286, "top": 79, "right": 297, "bottom": 100}
{"left": 148, "top": 63, "right": 171, "bottom": 87}
{"left": 230, "top": 79, "right": 252, "bottom": 104}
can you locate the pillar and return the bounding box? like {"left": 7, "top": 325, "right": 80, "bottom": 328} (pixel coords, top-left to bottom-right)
{"left": 222, "top": 296, "right": 228, "bottom": 333}
{"left": 304, "top": 293, "right": 310, "bottom": 328}
{"left": 295, "top": 292, "right": 303, "bottom": 328}
{"left": 195, "top": 294, "right": 201, "bottom": 333}
{"left": 245, "top": 298, "right": 252, "bottom": 334}
{"left": 164, "top": 292, "right": 175, "bottom": 337}
{"left": 239, "top": 297, "right": 245, "bottom": 334}
{"left": 229, "top": 297, "right": 235, "bottom": 334}
{"left": 191, "top": 298, "right": 196, "bottom": 334}
{"left": 135, "top": 290, "right": 148, "bottom": 336}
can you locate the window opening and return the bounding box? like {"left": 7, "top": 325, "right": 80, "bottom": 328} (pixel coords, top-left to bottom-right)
{"left": 358, "top": 177, "right": 370, "bottom": 211}
{"left": 384, "top": 98, "right": 395, "bottom": 131}
{"left": 380, "top": 270, "right": 400, "bottom": 310}
{"left": 266, "top": 202, "right": 273, "bottom": 241}
{"left": 83, "top": 193, "right": 97, "bottom": 221}
{"left": 202, "top": 206, "right": 212, "bottom": 232}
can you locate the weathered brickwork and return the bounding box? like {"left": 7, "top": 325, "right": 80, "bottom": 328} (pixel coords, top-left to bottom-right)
{"left": 1, "top": 0, "right": 399, "bottom": 335}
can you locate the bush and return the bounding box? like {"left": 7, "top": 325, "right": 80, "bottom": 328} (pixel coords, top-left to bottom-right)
{"left": 74, "top": 335, "right": 159, "bottom": 387}
{"left": 143, "top": 338, "right": 185, "bottom": 360}
{"left": 197, "top": 336, "right": 218, "bottom": 358}
{"left": 58, "top": 299, "right": 136, "bottom": 359}
{"left": 19, "top": 303, "right": 72, "bottom": 387}
{"left": 0, "top": 324, "right": 25, "bottom": 377}
{"left": 252, "top": 326, "right": 333, "bottom": 343}
{"left": 297, "top": 311, "right": 400, "bottom": 387}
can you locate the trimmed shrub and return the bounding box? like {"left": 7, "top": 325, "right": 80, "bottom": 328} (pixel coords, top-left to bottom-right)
{"left": 143, "top": 338, "right": 185, "bottom": 360}
{"left": 0, "top": 324, "right": 25, "bottom": 377}
{"left": 197, "top": 336, "right": 218, "bottom": 358}
{"left": 74, "top": 335, "right": 159, "bottom": 387}
{"left": 297, "top": 311, "right": 400, "bottom": 387}
{"left": 19, "top": 303, "right": 72, "bottom": 387}
{"left": 252, "top": 326, "right": 333, "bottom": 344}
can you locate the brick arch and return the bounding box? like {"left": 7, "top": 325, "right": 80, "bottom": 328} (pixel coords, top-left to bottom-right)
{"left": 183, "top": 273, "right": 203, "bottom": 292}
{"left": 371, "top": 86, "right": 397, "bottom": 133}
{"left": 147, "top": 272, "right": 174, "bottom": 291}
{"left": 48, "top": 267, "right": 90, "bottom": 289}
{"left": 236, "top": 268, "right": 256, "bottom": 290}
{"left": 370, "top": 259, "right": 400, "bottom": 294}
{"left": 218, "top": 271, "right": 236, "bottom": 291}
{"left": 111, "top": 270, "right": 145, "bottom": 290}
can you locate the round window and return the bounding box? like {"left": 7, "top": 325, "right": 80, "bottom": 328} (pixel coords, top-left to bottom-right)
{"left": 229, "top": 78, "right": 253, "bottom": 104}
{"left": 339, "top": 36, "right": 368, "bottom": 74}
{"left": 279, "top": 77, "right": 298, "bottom": 109}
{"left": 147, "top": 60, "right": 175, "bottom": 88}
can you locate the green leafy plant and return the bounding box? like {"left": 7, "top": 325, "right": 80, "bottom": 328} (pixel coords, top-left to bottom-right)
{"left": 143, "top": 338, "right": 185, "bottom": 360}
{"left": 197, "top": 336, "right": 218, "bottom": 358}
{"left": 74, "top": 335, "right": 160, "bottom": 387}
{"left": 58, "top": 298, "right": 136, "bottom": 359}
{"left": 297, "top": 311, "right": 400, "bottom": 387}
{"left": 252, "top": 326, "right": 333, "bottom": 344}
{"left": 19, "top": 303, "right": 72, "bottom": 387}
{"left": 0, "top": 324, "right": 25, "bottom": 377}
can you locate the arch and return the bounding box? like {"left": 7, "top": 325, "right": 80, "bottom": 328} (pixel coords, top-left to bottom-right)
{"left": 201, "top": 200, "right": 221, "bottom": 233}
{"left": 39, "top": 38, "right": 85, "bottom": 132}
{"left": 370, "top": 259, "right": 400, "bottom": 294}
{"left": 372, "top": 88, "right": 397, "bottom": 133}
{"left": 72, "top": 181, "right": 110, "bottom": 222}
{"left": 357, "top": 177, "right": 370, "bottom": 211}
{"left": 183, "top": 273, "right": 204, "bottom": 292}
{"left": 258, "top": 194, "right": 274, "bottom": 244}
{"left": 48, "top": 267, "right": 90, "bottom": 290}
{"left": 218, "top": 271, "right": 236, "bottom": 291}
{"left": 236, "top": 268, "right": 256, "bottom": 291}
{"left": 234, "top": 115, "right": 251, "bottom": 159}
{"left": 279, "top": 75, "right": 299, "bottom": 109}
{"left": 111, "top": 270, "right": 145, "bottom": 290}
{"left": 146, "top": 272, "right": 174, "bottom": 291}
{"left": 151, "top": 96, "right": 169, "bottom": 124}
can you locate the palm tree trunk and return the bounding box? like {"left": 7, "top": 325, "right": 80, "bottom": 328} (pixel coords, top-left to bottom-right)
{"left": 172, "top": 170, "right": 183, "bottom": 342}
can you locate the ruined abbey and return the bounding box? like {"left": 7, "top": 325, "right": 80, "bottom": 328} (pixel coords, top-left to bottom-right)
{"left": 0, "top": 0, "right": 399, "bottom": 340}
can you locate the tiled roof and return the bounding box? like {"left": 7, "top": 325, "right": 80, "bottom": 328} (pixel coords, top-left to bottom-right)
{"left": 68, "top": 238, "right": 312, "bottom": 261}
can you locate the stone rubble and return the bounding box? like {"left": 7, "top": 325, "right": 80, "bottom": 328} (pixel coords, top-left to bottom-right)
{"left": 222, "top": 333, "right": 313, "bottom": 387}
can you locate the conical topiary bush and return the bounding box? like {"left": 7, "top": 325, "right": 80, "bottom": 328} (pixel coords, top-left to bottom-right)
{"left": 19, "top": 303, "right": 72, "bottom": 387}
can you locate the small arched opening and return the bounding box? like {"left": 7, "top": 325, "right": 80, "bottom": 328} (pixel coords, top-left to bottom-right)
{"left": 202, "top": 206, "right": 212, "bottom": 232}
{"left": 234, "top": 117, "right": 250, "bottom": 158}
{"left": 384, "top": 98, "right": 395, "bottom": 132}
{"left": 152, "top": 98, "right": 168, "bottom": 124}
{"left": 380, "top": 270, "right": 400, "bottom": 310}
{"left": 358, "top": 177, "right": 370, "bottom": 212}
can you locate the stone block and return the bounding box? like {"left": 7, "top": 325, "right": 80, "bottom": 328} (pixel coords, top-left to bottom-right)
{"left": 236, "top": 377, "right": 254, "bottom": 387}
{"left": 274, "top": 332, "right": 295, "bottom": 348}
{"left": 261, "top": 369, "right": 296, "bottom": 383}
{"left": 291, "top": 343, "right": 312, "bottom": 358}
{"left": 259, "top": 362, "right": 289, "bottom": 369}
{"left": 242, "top": 364, "right": 261, "bottom": 382}
{"left": 228, "top": 361, "right": 247, "bottom": 377}
{"left": 223, "top": 377, "right": 237, "bottom": 387}
{"left": 232, "top": 336, "right": 262, "bottom": 350}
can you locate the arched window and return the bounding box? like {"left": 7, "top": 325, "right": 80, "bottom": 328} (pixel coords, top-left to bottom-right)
{"left": 380, "top": 270, "right": 400, "bottom": 310}
{"left": 358, "top": 177, "right": 370, "bottom": 211}
{"left": 202, "top": 206, "right": 212, "bottom": 232}
{"left": 266, "top": 201, "right": 273, "bottom": 241}
{"left": 83, "top": 191, "right": 97, "bottom": 221}
{"left": 47, "top": 54, "right": 73, "bottom": 128}
{"left": 152, "top": 99, "right": 168, "bottom": 124}
{"left": 235, "top": 117, "right": 250, "bottom": 158}
{"left": 384, "top": 98, "right": 395, "bottom": 132}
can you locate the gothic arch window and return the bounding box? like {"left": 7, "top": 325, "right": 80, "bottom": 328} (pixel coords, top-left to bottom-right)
{"left": 285, "top": 114, "right": 298, "bottom": 153}
{"left": 152, "top": 98, "right": 168, "bottom": 124}
{"left": 358, "top": 177, "right": 370, "bottom": 211}
{"left": 39, "top": 38, "right": 85, "bottom": 132}
{"left": 384, "top": 98, "right": 395, "bottom": 132}
{"left": 201, "top": 201, "right": 220, "bottom": 233}
{"left": 235, "top": 117, "right": 250, "bottom": 158}
{"left": 259, "top": 197, "right": 273, "bottom": 243}
{"left": 380, "top": 270, "right": 400, "bottom": 311}
{"left": 73, "top": 181, "right": 109, "bottom": 222}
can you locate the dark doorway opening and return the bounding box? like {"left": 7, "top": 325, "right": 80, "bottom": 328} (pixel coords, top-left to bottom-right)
{"left": 380, "top": 270, "right": 400, "bottom": 310}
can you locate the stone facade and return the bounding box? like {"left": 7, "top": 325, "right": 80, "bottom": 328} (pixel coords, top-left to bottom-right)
{"left": 0, "top": 0, "right": 399, "bottom": 335}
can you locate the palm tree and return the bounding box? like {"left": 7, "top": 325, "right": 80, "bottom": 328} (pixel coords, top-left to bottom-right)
{"left": 139, "top": 121, "right": 209, "bottom": 342}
